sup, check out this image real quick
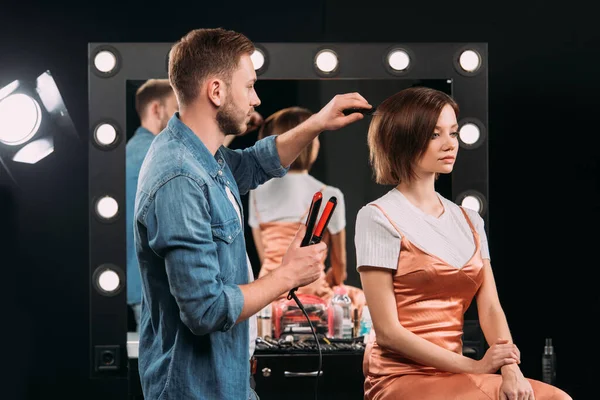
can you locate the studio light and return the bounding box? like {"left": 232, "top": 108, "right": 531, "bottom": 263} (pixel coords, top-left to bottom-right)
{"left": 387, "top": 49, "right": 411, "bottom": 72}
{"left": 0, "top": 93, "right": 42, "bottom": 147}
{"left": 0, "top": 80, "right": 19, "bottom": 101}
{"left": 0, "top": 71, "right": 77, "bottom": 183}
{"left": 314, "top": 49, "right": 339, "bottom": 75}
{"left": 12, "top": 137, "right": 53, "bottom": 164}
{"left": 95, "top": 195, "right": 119, "bottom": 220}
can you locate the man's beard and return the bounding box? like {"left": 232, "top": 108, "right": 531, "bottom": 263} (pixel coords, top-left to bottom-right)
{"left": 216, "top": 99, "right": 246, "bottom": 136}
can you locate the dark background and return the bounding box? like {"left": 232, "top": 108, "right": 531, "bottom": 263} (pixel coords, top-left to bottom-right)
{"left": 1, "top": 1, "right": 596, "bottom": 399}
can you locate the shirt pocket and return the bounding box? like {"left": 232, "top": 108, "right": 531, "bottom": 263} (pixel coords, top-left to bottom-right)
{"left": 211, "top": 217, "right": 242, "bottom": 282}
{"left": 211, "top": 217, "right": 242, "bottom": 244}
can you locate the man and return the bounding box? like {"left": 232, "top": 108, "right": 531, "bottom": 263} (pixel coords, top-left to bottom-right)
{"left": 134, "top": 27, "right": 371, "bottom": 400}
{"left": 125, "top": 79, "right": 178, "bottom": 331}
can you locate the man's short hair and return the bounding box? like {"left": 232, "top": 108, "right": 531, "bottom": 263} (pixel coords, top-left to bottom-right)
{"left": 258, "top": 107, "right": 314, "bottom": 171}
{"left": 368, "top": 86, "right": 460, "bottom": 185}
{"left": 135, "top": 79, "right": 174, "bottom": 118}
{"left": 168, "top": 27, "right": 255, "bottom": 107}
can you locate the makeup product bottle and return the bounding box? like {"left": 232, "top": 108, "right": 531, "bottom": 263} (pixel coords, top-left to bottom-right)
{"left": 330, "top": 286, "right": 352, "bottom": 339}
{"left": 359, "top": 306, "right": 372, "bottom": 336}
{"left": 542, "top": 338, "right": 556, "bottom": 385}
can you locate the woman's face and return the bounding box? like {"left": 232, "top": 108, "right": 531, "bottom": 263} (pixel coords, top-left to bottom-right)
{"left": 415, "top": 104, "right": 459, "bottom": 176}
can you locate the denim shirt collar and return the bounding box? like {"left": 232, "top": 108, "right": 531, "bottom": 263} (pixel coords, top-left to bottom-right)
{"left": 166, "top": 112, "right": 224, "bottom": 179}
{"left": 133, "top": 126, "right": 154, "bottom": 138}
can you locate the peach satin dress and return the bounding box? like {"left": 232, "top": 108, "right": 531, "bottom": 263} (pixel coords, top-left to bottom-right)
{"left": 363, "top": 204, "right": 570, "bottom": 400}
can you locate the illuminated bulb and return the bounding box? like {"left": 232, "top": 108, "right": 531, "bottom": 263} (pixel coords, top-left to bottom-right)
{"left": 97, "top": 269, "right": 120, "bottom": 292}
{"left": 315, "top": 50, "right": 338, "bottom": 73}
{"left": 96, "top": 196, "right": 119, "bottom": 220}
{"left": 0, "top": 94, "right": 42, "bottom": 146}
{"left": 12, "top": 137, "right": 54, "bottom": 164}
{"left": 251, "top": 49, "right": 265, "bottom": 71}
{"left": 94, "top": 123, "right": 117, "bottom": 146}
{"left": 387, "top": 49, "right": 411, "bottom": 71}
{"left": 94, "top": 50, "right": 117, "bottom": 73}
{"left": 459, "top": 123, "right": 481, "bottom": 145}
{"left": 461, "top": 195, "right": 482, "bottom": 213}
{"left": 459, "top": 50, "right": 481, "bottom": 72}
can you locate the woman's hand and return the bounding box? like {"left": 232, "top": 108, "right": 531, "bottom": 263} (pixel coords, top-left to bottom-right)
{"left": 473, "top": 338, "right": 520, "bottom": 374}
{"left": 500, "top": 364, "right": 535, "bottom": 400}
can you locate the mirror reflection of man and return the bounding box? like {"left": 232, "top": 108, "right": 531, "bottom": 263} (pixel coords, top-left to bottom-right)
{"left": 126, "top": 79, "right": 179, "bottom": 331}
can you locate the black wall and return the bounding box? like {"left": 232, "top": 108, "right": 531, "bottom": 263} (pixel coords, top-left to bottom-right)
{"left": 1, "top": 1, "right": 596, "bottom": 399}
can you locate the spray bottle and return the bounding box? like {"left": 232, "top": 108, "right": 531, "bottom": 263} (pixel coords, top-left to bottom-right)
{"left": 542, "top": 338, "right": 556, "bottom": 385}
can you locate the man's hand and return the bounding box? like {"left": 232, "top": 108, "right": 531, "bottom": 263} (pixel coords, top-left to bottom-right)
{"left": 310, "top": 92, "right": 371, "bottom": 132}
{"left": 273, "top": 93, "right": 370, "bottom": 167}
{"left": 278, "top": 225, "right": 327, "bottom": 289}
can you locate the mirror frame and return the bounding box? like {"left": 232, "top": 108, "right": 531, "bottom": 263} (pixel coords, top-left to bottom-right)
{"left": 87, "top": 41, "right": 488, "bottom": 379}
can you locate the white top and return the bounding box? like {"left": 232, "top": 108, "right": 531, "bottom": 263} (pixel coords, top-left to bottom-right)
{"left": 355, "top": 188, "right": 490, "bottom": 271}
{"left": 249, "top": 172, "right": 346, "bottom": 234}
{"left": 225, "top": 186, "right": 257, "bottom": 359}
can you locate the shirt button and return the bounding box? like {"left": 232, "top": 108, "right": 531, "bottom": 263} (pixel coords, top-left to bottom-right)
{"left": 228, "top": 235, "right": 232, "bottom": 240}
{"left": 218, "top": 170, "right": 223, "bottom": 176}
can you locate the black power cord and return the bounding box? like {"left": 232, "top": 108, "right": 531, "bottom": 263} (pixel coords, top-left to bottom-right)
{"left": 284, "top": 193, "right": 337, "bottom": 400}
{"left": 287, "top": 291, "right": 322, "bottom": 400}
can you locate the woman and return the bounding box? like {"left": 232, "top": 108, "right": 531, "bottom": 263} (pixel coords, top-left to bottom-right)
{"left": 249, "top": 106, "right": 366, "bottom": 315}
{"left": 355, "top": 87, "right": 571, "bottom": 399}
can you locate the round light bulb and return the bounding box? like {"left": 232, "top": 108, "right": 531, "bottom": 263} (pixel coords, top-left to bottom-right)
{"left": 96, "top": 196, "right": 119, "bottom": 220}
{"left": 459, "top": 50, "right": 481, "bottom": 73}
{"left": 94, "top": 123, "right": 117, "bottom": 146}
{"left": 97, "top": 269, "right": 120, "bottom": 292}
{"left": 315, "top": 50, "right": 338, "bottom": 73}
{"left": 251, "top": 49, "right": 265, "bottom": 71}
{"left": 94, "top": 50, "right": 117, "bottom": 73}
{"left": 387, "top": 49, "right": 411, "bottom": 71}
{"left": 0, "top": 94, "right": 42, "bottom": 146}
{"left": 459, "top": 123, "right": 481, "bottom": 145}
{"left": 461, "top": 195, "right": 482, "bottom": 213}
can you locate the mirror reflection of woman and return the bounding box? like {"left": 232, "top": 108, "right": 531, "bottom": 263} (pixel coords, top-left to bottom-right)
{"left": 356, "top": 87, "right": 571, "bottom": 400}
{"left": 249, "top": 106, "right": 366, "bottom": 316}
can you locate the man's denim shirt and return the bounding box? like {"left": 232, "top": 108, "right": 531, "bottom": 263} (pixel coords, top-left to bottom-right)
{"left": 134, "top": 113, "right": 287, "bottom": 400}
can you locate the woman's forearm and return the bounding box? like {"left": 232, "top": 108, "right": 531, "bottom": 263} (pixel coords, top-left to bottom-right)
{"left": 478, "top": 306, "right": 513, "bottom": 346}
{"left": 377, "top": 323, "right": 478, "bottom": 374}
